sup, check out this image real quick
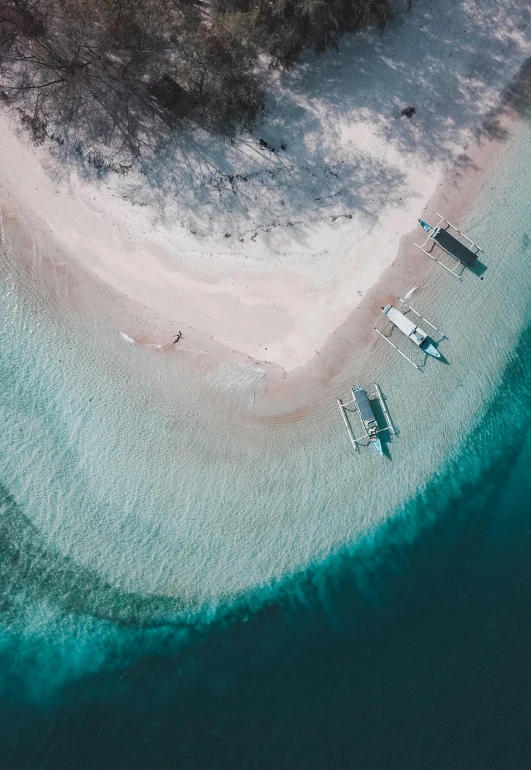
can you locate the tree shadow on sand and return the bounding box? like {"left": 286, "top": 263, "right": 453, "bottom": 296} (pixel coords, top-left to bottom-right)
{"left": 49, "top": 0, "right": 531, "bottom": 248}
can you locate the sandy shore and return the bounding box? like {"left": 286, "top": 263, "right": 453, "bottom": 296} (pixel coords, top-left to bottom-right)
{"left": 1, "top": 0, "right": 530, "bottom": 403}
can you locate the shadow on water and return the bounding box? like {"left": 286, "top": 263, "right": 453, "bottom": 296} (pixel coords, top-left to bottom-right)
{"left": 471, "top": 259, "right": 488, "bottom": 278}
{"left": 433, "top": 347, "right": 450, "bottom": 366}
{"left": 370, "top": 396, "right": 396, "bottom": 459}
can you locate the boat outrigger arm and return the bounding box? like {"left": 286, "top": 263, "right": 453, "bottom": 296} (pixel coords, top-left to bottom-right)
{"left": 413, "top": 212, "right": 484, "bottom": 278}
{"left": 337, "top": 384, "right": 395, "bottom": 456}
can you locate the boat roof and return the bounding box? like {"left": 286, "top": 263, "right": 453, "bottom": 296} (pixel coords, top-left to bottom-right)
{"left": 433, "top": 229, "right": 477, "bottom": 267}
{"left": 353, "top": 388, "right": 377, "bottom": 424}
{"left": 384, "top": 306, "right": 417, "bottom": 337}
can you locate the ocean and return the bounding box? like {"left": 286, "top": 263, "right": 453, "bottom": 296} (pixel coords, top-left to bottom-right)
{"left": 0, "top": 98, "right": 531, "bottom": 767}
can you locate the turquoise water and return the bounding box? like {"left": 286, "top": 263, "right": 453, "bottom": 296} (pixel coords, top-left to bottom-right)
{"left": 0, "top": 104, "right": 531, "bottom": 765}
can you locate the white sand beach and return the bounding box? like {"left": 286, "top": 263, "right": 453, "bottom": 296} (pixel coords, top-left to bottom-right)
{"left": 1, "top": 0, "right": 530, "bottom": 377}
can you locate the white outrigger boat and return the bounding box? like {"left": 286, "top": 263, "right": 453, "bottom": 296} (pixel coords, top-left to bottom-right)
{"left": 374, "top": 297, "right": 445, "bottom": 370}
{"left": 382, "top": 304, "right": 439, "bottom": 358}
{"left": 337, "top": 384, "right": 394, "bottom": 456}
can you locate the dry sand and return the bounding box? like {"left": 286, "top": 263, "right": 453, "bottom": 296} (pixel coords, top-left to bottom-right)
{"left": 1, "top": 0, "right": 530, "bottom": 387}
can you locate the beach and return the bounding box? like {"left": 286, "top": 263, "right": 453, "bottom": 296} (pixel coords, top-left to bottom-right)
{"left": 2, "top": 3, "right": 531, "bottom": 760}
{"left": 3, "top": 0, "right": 531, "bottom": 762}
{"left": 0, "top": 0, "right": 530, "bottom": 608}
{"left": 1, "top": 0, "right": 530, "bottom": 395}
{"left": 1, "top": 76, "right": 531, "bottom": 608}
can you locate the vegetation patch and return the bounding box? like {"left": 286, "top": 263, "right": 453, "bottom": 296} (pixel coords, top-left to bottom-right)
{"left": 0, "top": 0, "right": 401, "bottom": 162}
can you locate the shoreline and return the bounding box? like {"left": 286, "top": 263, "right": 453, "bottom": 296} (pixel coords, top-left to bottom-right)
{"left": 2, "top": 59, "right": 531, "bottom": 609}
{"left": 1, "top": 0, "right": 530, "bottom": 416}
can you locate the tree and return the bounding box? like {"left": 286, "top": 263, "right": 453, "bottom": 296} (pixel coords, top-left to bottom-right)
{"left": 176, "top": 9, "right": 264, "bottom": 134}
{"left": 250, "top": 0, "right": 393, "bottom": 66}
{"left": 0, "top": 0, "right": 398, "bottom": 161}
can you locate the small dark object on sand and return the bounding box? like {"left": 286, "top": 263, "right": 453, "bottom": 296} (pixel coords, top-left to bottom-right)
{"left": 173, "top": 331, "right": 183, "bottom": 344}
{"left": 399, "top": 105, "right": 416, "bottom": 119}
{"left": 259, "top": 138, "right": 276, "bottom": 152}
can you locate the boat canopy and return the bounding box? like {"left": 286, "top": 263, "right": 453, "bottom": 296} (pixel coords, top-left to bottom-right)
{"left": 433, "top": 228, "right": 477, "bottom": 267}
{"left": 384, "top": 305, "right": 418, "bottom": 337}
{"left": 353, "top": 388, "right": 377, "bottom": 426}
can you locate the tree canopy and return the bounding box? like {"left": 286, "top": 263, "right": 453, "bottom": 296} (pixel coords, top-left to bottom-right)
{"left": 0, "top": 0, "right": 397, "bottom": 162}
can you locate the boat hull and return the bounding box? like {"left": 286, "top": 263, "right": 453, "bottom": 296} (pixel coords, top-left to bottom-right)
{"left": 418, "top": 219, "right": 433, "bottom": 234}
{"left": 371, "top": 437, "right": 383, "bottom": 456}
{"left": 422, "top": 341, "right": 441, "bottom": 358}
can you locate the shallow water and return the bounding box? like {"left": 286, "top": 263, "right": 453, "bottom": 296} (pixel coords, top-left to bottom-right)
{"left": 0, "top": 92, "right": 531, "bottom": 765}
{"left": 2, "top": 117, "right": 531, "bottom": 610}
{"left": 2, "top": 291, "right": 531, "bottom": 768}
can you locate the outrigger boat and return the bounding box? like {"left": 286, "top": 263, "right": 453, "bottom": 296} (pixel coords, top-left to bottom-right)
{"left": 337, "top": 384, "right": 394, "bottom": 456}
{"left": 381, "top": 304, "right": 440, "bottom": 358}
{"left": 374, "top": 297, "right": 445, "bottom": 370}
{"left": 414, "top": 213, "right": 484, "bottom": 278}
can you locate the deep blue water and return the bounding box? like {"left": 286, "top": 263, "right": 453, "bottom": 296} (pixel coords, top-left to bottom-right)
{"left": 1, "top": 321, "right": 530, "bottom": 769}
